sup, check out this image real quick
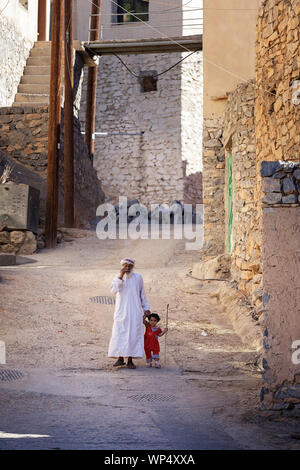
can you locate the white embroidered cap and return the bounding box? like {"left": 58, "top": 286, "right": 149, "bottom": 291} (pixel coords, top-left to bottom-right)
{"left": 120, "top": 257, "right": 135, "bottom": 266}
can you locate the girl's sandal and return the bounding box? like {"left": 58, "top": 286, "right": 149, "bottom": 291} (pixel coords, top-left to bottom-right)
{"left": 146, "top": 362, "right": 152, "bottom": 368}
{"left": 154, "top": 362, "right": 161, "bottom": 368}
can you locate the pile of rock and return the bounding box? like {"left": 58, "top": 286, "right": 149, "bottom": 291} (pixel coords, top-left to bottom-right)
{"left": 0, "top": 229, "right": 36, "bottom": 255}
{"left": 261, "top": 161, "right": 300, "bottom": 206}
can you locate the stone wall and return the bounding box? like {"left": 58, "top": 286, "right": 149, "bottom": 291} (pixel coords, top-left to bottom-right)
{"left": 223, "top": 82, "right": 262, "bottom": 304}
{"left": 255, "top": 0, "right": 300, "bottom": 244}
{"left": 255, "top": 0, "right": 300, "bottom": 166}
{"left": 202, "top": 117, "right": 225, "bottom": 254}
{"left": 0, "top": 106, "right": 104, "bottom": 227}
{"left": 0, "top": 106, "right": 49, "bottom": 172}
{"left": 260, "top": 161, "right": 300, "bottom": 411}
{"left": 0, "top": 13, "right": 33, "bottom": 107}
{"left": 183, "top": 171, "right": 202, "bottom": 206}
{"left": 79, "top": 51, "right": 203, "bottom": 207}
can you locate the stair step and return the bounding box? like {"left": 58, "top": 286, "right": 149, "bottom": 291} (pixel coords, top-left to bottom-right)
{"left": 27, "top": 56, "right": 51, "bottom": 66}
{"left": 21, "top": 75, "right": 50, "bottom": 85}
{"left": 18, "top": 84, "right": 50, "bottom": 94}
{"left": 24, "top": 65, "right": 50, "bottom": 75}
{"left": 15, "top": 93, "right": 50, "bottom": 103}
{"left": 34, "top": 41, "right": 52, "bottom": 47}
{"left": 30, "top": 47, "right": 51, "bottom": 57}
{"left": 12, "top": 102, "right": 49, "bottom": 108}
{"left": 27, "top": 57, "right": 64, "bottom": 66}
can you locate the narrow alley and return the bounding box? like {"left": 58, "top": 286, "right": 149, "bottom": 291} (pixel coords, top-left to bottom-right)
{"left": 0, "top": 233, "right": 299, "bottom": 450}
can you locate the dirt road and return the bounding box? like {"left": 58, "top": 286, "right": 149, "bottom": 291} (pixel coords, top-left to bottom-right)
{"left": 0, "top": 231, "right": 299, "bottom": 449}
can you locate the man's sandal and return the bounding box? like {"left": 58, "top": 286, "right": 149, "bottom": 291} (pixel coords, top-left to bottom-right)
{"left": 127, "top": 361, "right": 136, "bottom": 369}
{"left": 113, "top": 358, "right": 126, "bottom": 367}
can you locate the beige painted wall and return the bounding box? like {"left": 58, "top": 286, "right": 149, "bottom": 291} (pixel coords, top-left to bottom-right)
{"left": 203, "top": 0, "right": 262, "bottom": 117}
{"left": 262, "top": 207, "right": 300, "bottom": 390}
{"left": 75, "top": 0, "right": 203, "bottom": 42}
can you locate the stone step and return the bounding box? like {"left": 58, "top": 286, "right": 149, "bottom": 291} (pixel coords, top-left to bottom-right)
{"left": 15, "top": 93, "right": 50, "bottom": 103}
{"left": 18, "top": 83, "right": 50, "bottom": 94}
{"left": 12, "top": 101, "right": 49, "bottom": 108}
{"left": 27, "top": 56, "right": 51, "bottom": 66}
{"left": 24, "top": 65, "right": 50, "bottom": 75}
{"left": 27, "top": 56, "right": 64, "bottom": 66}
{"left": 21, "top": 75, "right": 50, "bottom": 85}
{"left": 30, "top": 47, "right": 51, "bottom": 57}
{"left": 34, "top": 41, "right": 52, "bottom": 47}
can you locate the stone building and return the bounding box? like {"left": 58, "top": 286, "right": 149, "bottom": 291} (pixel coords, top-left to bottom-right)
{"left": 202, "top": 0, "right": 262, "bottom": 254}
{"left": 0, "top": 0, "right": 51, "bottom": 106}
{"left": 255, "top": 0, "right": 300, "bottom": 411}
{"left": 78, "top": 0, "right": 203, "bottom": 206}
{"left": 201, "top": 0, "right": 300, "bottom": 410}
{"left": 0, "top": 0, "right": 104, "bottom": 235}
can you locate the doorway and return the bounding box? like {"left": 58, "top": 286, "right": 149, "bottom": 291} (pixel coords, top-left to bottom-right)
{"left": 227, "top": 152, "right": 233, "bottom": 253}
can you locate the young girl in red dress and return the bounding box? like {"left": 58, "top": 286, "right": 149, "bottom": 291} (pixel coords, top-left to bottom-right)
{"left": 143, "top": 312, "right": 168, "bottom": 368}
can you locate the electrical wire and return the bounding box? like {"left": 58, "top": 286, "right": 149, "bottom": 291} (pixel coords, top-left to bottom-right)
{"left": 163, "top": 0, "right": 195, "bottom": 12}
{"left": 104, "top": 23, "right": 203, "bottom": 28}
{"left": 111, "top": 49, "right": 200, "bottom": 79}
{"left": 108, "top": 0, "right": 193, "bottom": 53}
{"left": 84, "top": 0, "right": 287, "bottom": 103}
{"left": 142, "top": 0, "right": 259, "bottom": 10}
{"left": 0, "top": 0, "right": 10, "bottom": 15}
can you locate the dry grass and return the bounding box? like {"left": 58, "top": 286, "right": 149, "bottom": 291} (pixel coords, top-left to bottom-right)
{"left": 0, "top": 163, "right": 13, "bottom": 184}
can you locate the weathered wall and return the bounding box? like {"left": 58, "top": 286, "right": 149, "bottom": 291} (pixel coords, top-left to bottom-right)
{"left": 0, "top": 13, "right": 33, "bottom": 107}
{"left": 181, "top": 51, "right": 203, "bottom": 175}
{"left": 80, "top": 51, "right": 203, "bottom": 206}
{"left": 203, "top": 0, "right": 262, "bottom": 117}
{"left": 260, "top": 162, "right": 300, "bottom": 410}
{"left": 202, "top": 0, "right": 262, "bottom": 257}
{"left": 0, "top": 106, "right": 104, "bottom": 227}
{"left": 255, "top": 0, "right": 300, "bottom": 165}
{"left": 202, "top": 117, "right": 225, "bottom": 254}
{"left": 0, "top": 106, "right": 49, "bottom": 172}
{"left": 183, "top": 171, "right": 202, "bottom": 206}
{"left": 223, "top": 82, "right": 261, "bottom": 304}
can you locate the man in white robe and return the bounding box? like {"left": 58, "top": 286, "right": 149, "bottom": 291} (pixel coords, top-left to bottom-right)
{"left": 108, "top": 257, "right": 150, "bottom": 369}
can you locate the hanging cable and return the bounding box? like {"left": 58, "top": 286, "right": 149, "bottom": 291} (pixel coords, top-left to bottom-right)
{"left": 110, "top": 50, "right": 201, "bottom": 79}
{"left": 84, "top": 0, "right": 286, "bottom": 103}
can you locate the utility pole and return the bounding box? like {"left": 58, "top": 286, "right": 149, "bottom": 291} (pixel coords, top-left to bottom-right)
{"left": 45, "top": 0, "right": 63, "bottom": 248}
{"left": 64, "top": 0, "right": 75, "bottom": 227}
{"left": 85, "top": 0, "right": 101, "bottom": 158}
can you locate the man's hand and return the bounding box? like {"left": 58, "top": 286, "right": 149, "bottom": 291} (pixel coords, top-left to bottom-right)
{"left": 119, "top": 266, "right": 129, "bottom": 279}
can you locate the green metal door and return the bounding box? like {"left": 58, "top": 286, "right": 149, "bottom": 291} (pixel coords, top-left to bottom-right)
{"left": 228, "top": 152, "right": 233, "bottom": 253}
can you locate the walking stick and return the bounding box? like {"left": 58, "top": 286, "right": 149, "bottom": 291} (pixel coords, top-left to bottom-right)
{"left": 164, "top": 303, "right": 169, "bottom": 365}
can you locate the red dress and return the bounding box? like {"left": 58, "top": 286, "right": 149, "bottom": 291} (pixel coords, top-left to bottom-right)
{"left": 144, "top": 322, "right": 162, "bottom": 359}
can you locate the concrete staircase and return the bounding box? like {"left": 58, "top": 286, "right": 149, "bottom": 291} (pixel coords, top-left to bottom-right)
{"left": 13, "top": 41, "right": 63, "bottom": 108}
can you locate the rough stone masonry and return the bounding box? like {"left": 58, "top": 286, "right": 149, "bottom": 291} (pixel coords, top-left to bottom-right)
{"left": 79, "top": 51, "right": 203, "bottom": 207}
